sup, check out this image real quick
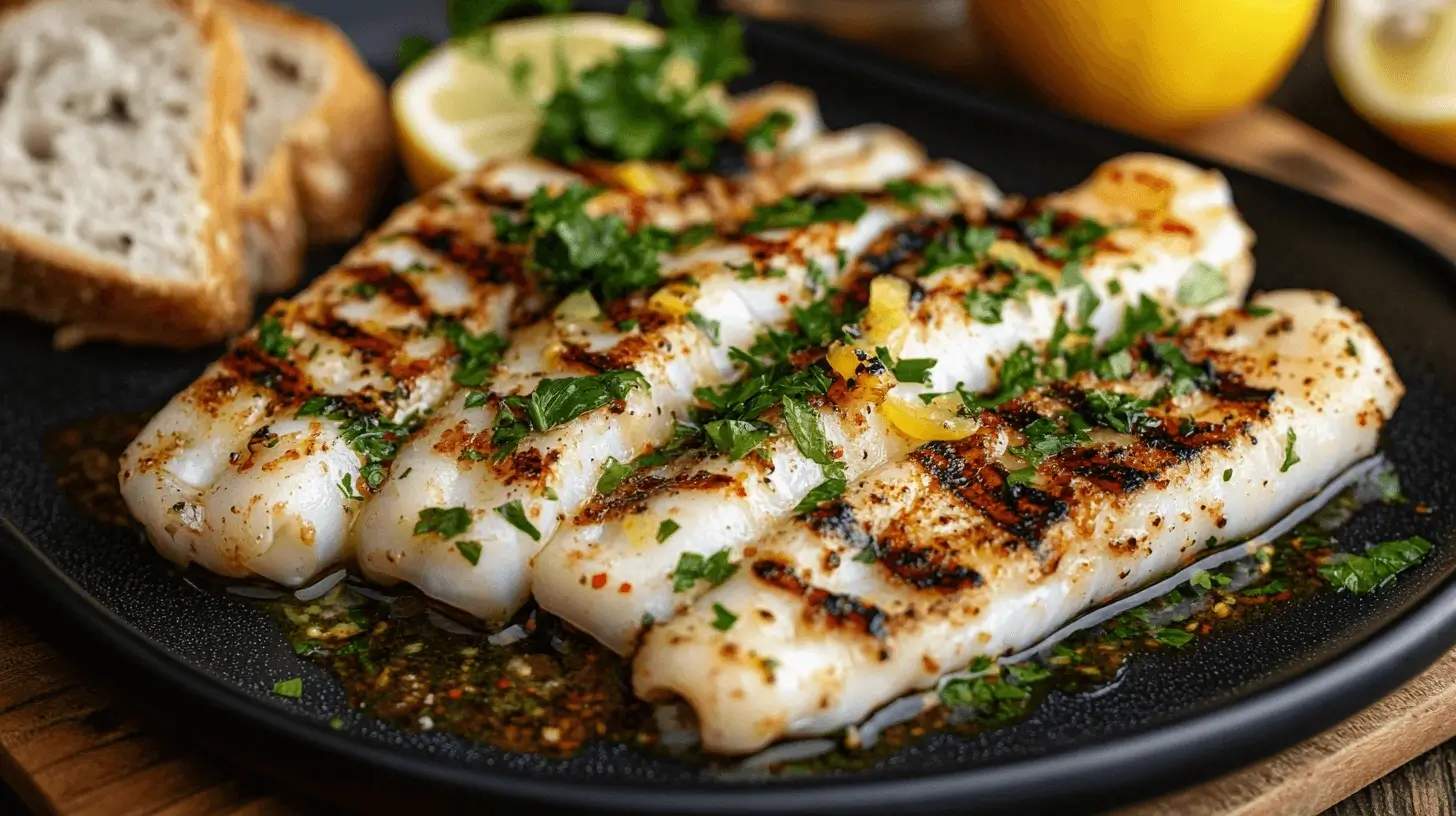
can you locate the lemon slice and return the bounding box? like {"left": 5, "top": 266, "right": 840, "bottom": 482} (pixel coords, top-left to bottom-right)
{"left": 1330, "top": 0, "right": 1456, "bottom": 164}
{"left": 392, "top": 14, "right": 665, "bottom": 191}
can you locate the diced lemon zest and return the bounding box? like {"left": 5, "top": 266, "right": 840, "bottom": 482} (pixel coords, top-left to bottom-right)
{"left": 648, "top": 283, "right": 698, "bottom": 317}
{"left": 863, "top": 275, "right": 912, "bottom": 346}
{"left": 882, "top": 395, "right": 978, "bottom": 441}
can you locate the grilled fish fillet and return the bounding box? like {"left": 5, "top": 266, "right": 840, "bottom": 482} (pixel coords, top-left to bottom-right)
{"left": 114, "top": 90, "right": 955, "bottom": 588}
{"left": 354, "top": 160, "right": 999, "bottom": 621}
{"left": 633, "top": 290, "right": 1404, "bottom": 754}
{"left": 533, "top": 154, "right": 1255, "bottom": 654}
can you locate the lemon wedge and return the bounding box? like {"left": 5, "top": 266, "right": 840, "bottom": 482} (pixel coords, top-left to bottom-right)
{"left": 392, "top": 14, "right": 665, "bottom": 191}
{"left": 1330, "top": 0, "right": 1456, "bottom": 165}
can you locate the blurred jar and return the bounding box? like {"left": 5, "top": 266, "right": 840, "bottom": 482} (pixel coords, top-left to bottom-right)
{"left": 973, "top": 0, "right": 1322, "bottom": 136}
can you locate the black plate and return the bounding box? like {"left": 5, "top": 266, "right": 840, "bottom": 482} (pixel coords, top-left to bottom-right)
{"left": 3, "top": 3, "right": 1456, "bottom": 814}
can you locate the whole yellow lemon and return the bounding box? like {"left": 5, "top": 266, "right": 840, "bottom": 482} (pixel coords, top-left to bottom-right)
{"left": 973, "top": 0, "right": 1322, "bottom": 136}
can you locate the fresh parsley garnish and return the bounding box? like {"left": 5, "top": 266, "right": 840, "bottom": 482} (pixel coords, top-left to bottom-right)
{"left": 687, "top": 310, "right": 720, "bottom": 344}
{"left": 414, "top": 506, "right": 471, "bottom": 538}
{"left": 532, "top": 0, "right": 749, "bottom": 168}
{"left": 875, "top": 346, "right": 936, "bottom": 384}
{"left": 920, "top": 221, "right": 998, "bottom": 278}
{"left": 456, "top": 540, "right": 483, "bottom": 566}
{"left": 1281, "top": 428, "right": 1300, "bottom": 472}
{"left": 271, "top": 677, "right": 304, "bottom": 699}
{"left": 672, "top": 548, "right": 737, "bottom": 592}
{"left": 256, "top": 316, "right": 296, "bottom": 358}
{"left": 1153, "top": 628, "right": 1195, "bottom": 648}
{"left": 492, "top": 370, "right": 650, "bottom": 458}
{"left": 505, "top": 185, "right": 670, "bottom": 302}
{"left": 296, "top": 398, "right": 420, "bottom": 494}
{"left": 703, "top": 418, "right": 773, "bottom": 459}
{"left": 496, "top": 499, "right": 541, "bottom": 541}
{"left": 1319, "top": 536, "right": 1432, "bottom": 594}
{"left": 884, "top": 179, "right": 951, "bottom": 206}
{"left": 793, "top": 476, "right": 847, "bottom": 514}
{"left": 743, "top": 109, "right": 795, "bottom": 152}
{"left": 595, "top": 423, "right": 702, "bottom": 494}
{"left": 440, "top": 321, "right": 509, "bottom": 387}
{"left": 1176, "top": 261, "right": 1229, "bottom": 307}
{"left": 711, "top": 602, "right": 738, "bottom": 630}
{"left": 657, "top": 519, "right": 681, "bottom": 542}
{"left": 1009, "top": 415, "right": 1089, "bottom": 467}
{"left": 743, "top": 193, "right": 868, "bottom": 233}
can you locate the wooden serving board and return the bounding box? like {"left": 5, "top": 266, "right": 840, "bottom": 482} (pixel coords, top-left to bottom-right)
{"left": 3, "top": 106, "right": 1456, "bottom": 815}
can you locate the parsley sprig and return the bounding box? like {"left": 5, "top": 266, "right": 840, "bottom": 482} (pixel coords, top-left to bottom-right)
{"left": 491, "top": 370, "right": 651, "bottom": 459}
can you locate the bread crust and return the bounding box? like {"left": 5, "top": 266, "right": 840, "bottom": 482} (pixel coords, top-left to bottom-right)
{"left": 222, "top": 0, "right": 394, "bottom": 250}
{"left": 0, "top": 0, "right": 250, "bottom": 349}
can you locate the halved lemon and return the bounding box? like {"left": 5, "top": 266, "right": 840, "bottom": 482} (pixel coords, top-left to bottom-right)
{"left": 1330, "top": 0, "right": 1456, "bottom": 165}
{"left": 392, "top": 14, "right": 665, "bottom": 191}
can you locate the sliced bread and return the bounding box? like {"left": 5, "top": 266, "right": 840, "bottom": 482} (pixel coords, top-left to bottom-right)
{"left": 0, "top": 0, "right": 249, "bottom": 347}
{"left": 223, "top": 0, "right": 391, "bottom": 292}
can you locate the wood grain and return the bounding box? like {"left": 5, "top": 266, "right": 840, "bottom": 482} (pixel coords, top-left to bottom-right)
{"left": 0, "top": 618, "right": 300, "bottom": 816}
{"left": 4, "top": 102, "right": 1456, "bottom": 815}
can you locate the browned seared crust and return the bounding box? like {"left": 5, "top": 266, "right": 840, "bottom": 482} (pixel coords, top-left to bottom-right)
{"left": 221, "top": 0, "right": 393, "bottom": 248}
{"left": 0, "top": 0, "right": 250, "bottom": 349}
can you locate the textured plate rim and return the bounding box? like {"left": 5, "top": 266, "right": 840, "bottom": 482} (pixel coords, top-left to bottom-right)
{"left": 5, "top": 13, "right": 1456, "bottom": 812}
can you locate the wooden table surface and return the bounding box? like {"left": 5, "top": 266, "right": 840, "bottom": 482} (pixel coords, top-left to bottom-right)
{"left": 6, "top": 7, "right": 1456, "bottom": 816}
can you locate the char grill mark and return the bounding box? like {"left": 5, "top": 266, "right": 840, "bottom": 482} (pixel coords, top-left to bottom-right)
{"left": 1049, "top": 446, "right": 1159, "bottom": 494}
{"left": 341, "top": 264, "right": 426, "bottom": 309}
{"left": 855, "top": 217, "right": 939, "bottom": 276}
{"left": 409, "top": 222, "right": 529, "bottom": 286}
{"left": 809, "top": 500, "right": 984, "bottom": 592}
{"left": 751, "top": 558, "right": 889, "bottom": 642}
{"left": 573, "top": 469, "right": 741, "bottom": 526}
{"left": 911, "top": 438, "right": 1069, "bottom": 549}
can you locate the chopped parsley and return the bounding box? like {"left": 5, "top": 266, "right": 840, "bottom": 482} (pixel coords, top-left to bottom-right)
{"left": 687, "top": 311, "right": 721, "bottom": 345}
{"left": 1081, "top": 390, "right": 1158, "bottom": 434}
{"left": 920, "top": 221, "right": 998, "bottom": 278}
{"left": 337, "top": 473, "right": 362, "bottom": 501}
{"left": 500, "top": 185, "right": 671, "bottom": 303}
{"left": 1153, "top": 628, "right": 1195, "bottom": 648}
{"left": 492, "top": 370, "right": 650, "bottom": 458}
{"left": 1319, "top": 536, "right": 1432, "bottom": 593}
{"left": 256, "top": 316, "right": 296, "bottom": 358}
{"left": 271, "top": 677, "right": 303, "bottom": 699}
{"left": 456, "top": 540, "right": 483, "bottom": 566}
{"left": 414, "top": 506, "right": 471, "bottom": 538}
{"left": 595, "top": 423, "right": 702, "bottom": 494}
{"left": 657, "top": 519, "right": 681, "bottom": 543}
{"left": 1223, "top": 468, "right": 1233, "bottom": 482}
{"left": 1176, "top": 261, "right": 1229, "bottom": 307}
{"left": 743, "top": 109, "right": 795, "bottom": 152}
{"left": 495, "top": 500, "right": 541, "bottom": 541}
{"left": 1244, "top": 304, "right": 1275, "bottom": 317}
{"left": 672, "top": 548, "right": 737, "bottom": 592}
{"left": 440, "top": 321, "right": 509, "bottom": 387}
{"left": 1374, "top": 469, "right": 1406, "bottom": 504}
{"left": 794, "top": 476, "right": 848, "bottom": 514}
{"left": 703, "top": 418, "right": 773, "bottom": 460}
{"left": 743, "top": 193, "right": 869, "bottom": 233}
{"left": 852, "top": 546, "right": 877, "bottom": 564}
{"left": 884, "top": 179, "right": 951, "bottom": 206}
{"left": 876, "top": 346, "right": 936, "bottom": 384}
{"left": 296, "top": 397, "right": 420, "bottom": 494}
{"left": 711, "top": 602, "right": 738, "bottom": 631}
{"left": 939, "top": 657, "right": 1044, "bottom": 724}
{"left": 1281, "top": 428, "right": 1300, "bottom": 472}
{"left": 1009, "top": 415, "right": 1090, "bottom": 467}
{"left": 532, "top": 0, "right": 749, "bottom": 169}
